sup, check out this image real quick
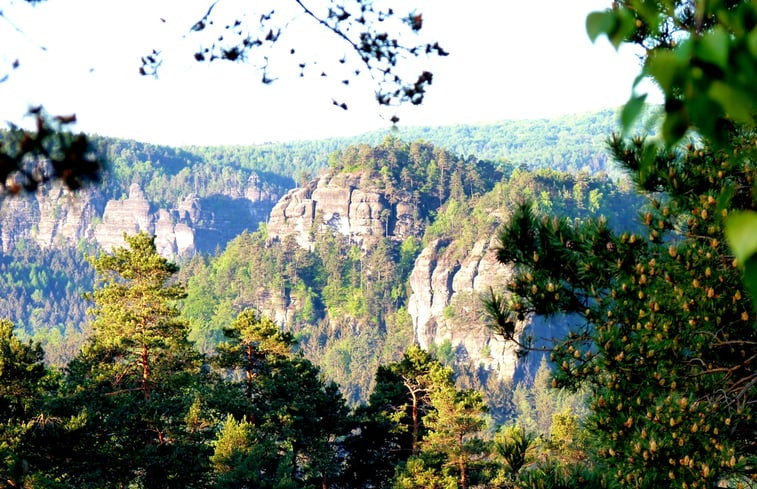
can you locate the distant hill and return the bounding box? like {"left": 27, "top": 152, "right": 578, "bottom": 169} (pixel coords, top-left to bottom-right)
{"left": 179, "top": 108, "right": 627, "bottom": 180}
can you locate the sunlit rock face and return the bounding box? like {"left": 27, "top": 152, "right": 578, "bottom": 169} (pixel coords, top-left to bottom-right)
{"left": 0, "top": 184, "right": 103, "bottom": 253}
{"left": 266, "top": 170, "right": 531, "bottom": 381}
{"left": 407, "top": 236, "right": 527, "bottom": 382}
{"left": 35, "top": 185, "right": 103, "bottom": 249}
{"left": 267, "top": 170, "right": 419, "bottom": 249}
{"left": 94, "top": 183, "right": 152, "bottom": 251}
{"left": 0, "top": 172, "right": 287, "bottom": 260}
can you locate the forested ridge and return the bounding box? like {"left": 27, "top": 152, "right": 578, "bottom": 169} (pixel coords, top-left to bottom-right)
{"left": 84, "top": 107, "right": 623, "bottom": 199}
{"left": 180, "top": 108, "right": 625, "bottom": 179}
{"left": 0, "top": 131, "right": 645, "bottom": 487}
{"left": 1, "top": 97, "right": 755, "bottom": 488}
{"left": 0, "top": 132, "right": 643, "bottom": 405}
{"left": 0, "top": 110, "right": 635, "bottom": 378}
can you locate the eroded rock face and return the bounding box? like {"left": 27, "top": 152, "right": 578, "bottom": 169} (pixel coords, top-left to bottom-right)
{"left": 0, "top": 184, "right": 105, "bottom": 252}
{"left": 94, "top": 183, "right": 152, "bottom": 251}
{"left": 267, "top": 171, "right": 418, "bottom": 248}
{"left": 35, "top": 185, "right": 102, "bottom": 248}
{"left": 0, "top": 196, "right": 38, "bottom": 253}
{"left": 0, "top": 172, "right": 286, "bottom": 259}
{"left": 407, "top": 237, "right": 525, "bottom": 381}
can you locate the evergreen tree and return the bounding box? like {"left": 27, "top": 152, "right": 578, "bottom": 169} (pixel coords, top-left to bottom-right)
{"left": 388, "top": 349, "right": 490, "bottom": 489}
{"left": 211, "top": 310, "right": 350, "bottom": 489}
{"left": 342, "top": 346, "right": 452, "bottom": 489}
{"left": 422, "top": 386, "right": 489, "bottom": 489}
{"left": 56, "top": 232, "right": 207, "bottom": 488}
{"left": 83, "top": 231, "right": 197, "bottom": 402}
{"left": 0, "top": 320, "right": 46, "bottom": 421}
{"left": 0, "top": 320, "right": 47, "bottom": 487}
{"left": 215, "top": 309, "right": 294, "bottom": 400}
{"left": 486, "top": 131, "right": 756, "bottom": 487}
{"left": 493, "top": 425, "right": 536, "bottom": 478}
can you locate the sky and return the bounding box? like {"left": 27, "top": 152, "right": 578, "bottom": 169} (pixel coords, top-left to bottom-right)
{"left": 0, "top": 0, "right": 659, "bottom": 146}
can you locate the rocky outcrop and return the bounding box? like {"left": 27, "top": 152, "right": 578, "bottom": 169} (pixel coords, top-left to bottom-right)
{"left": 407, "top": 236, "right": 525, "bottom": 381}
{"left": 0, "top": 196, "right": 38, "bottom": 253}
{"left": 267, "top": 171, "right": 417, "bottom": 248}
{"left": 35, "top": 185, "right": 103, "bottom": 248}
{"left": 94, "top": 183, "right": 152, "bottom": 251}
{"left": 0, "top": 172, "right": 287, "bottom": 259}
{"left": 0, "top": 184, "right": 104, "bottom": 253}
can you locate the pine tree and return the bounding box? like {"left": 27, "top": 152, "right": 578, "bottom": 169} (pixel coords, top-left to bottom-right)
{"left": 422, "top": 386, "right": 489, "bottom": 489}
{"left": 0, "top": 320, "right": 46, "bottom": 421}
{"left": 212, "top": 309, "right": 350, "bottom": 489}
{"left": 343, "top": 346, "right": 452, "bottom": 488}
{"left": 215, "top": 308, "right": 294, "bottom": 400}
{"left": 486, "top": 131, "right": 756, "bottom": 486}
{"left": 0, "top": 320, "right": 47, "bottom": 487}
{"left": 58, "top": 232, "right": 206, "bottom": 488}
{"left": 83, "top": 231, "right": 197, "bottom": 401}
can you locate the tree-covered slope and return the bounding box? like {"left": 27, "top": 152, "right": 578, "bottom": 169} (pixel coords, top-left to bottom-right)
{"left": 0, "top": 109, "right": 641, "bottom": 405}
{"left": 178, "top": 140, "right": 643, "bottom": 406}
{"left": 179, "top": 108, "right": 627, "bottom": 180}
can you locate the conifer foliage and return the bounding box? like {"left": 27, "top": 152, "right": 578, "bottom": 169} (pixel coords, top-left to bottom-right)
{"left": 84, "top": 232, "right": 196, "bottom": 401}
{"left": 487, "top": 132, "right": 756, "bottom": 487}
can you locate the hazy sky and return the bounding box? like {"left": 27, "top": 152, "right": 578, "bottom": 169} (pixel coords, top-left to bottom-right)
{"left": 0, "top": 0, "right": 657, "bottom": 146}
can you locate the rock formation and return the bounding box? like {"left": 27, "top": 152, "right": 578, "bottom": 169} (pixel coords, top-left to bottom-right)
{"left": 267, "top": 170, "right": 418, "bottom": 248}
{"left": 0, "top": 173, "right": 286, "bottom": 259}
{"left": 407, "top": 236, "right": 526, "bottom": 381}
{"left": 94, "top": 183, "right": 153, "bottom": 251}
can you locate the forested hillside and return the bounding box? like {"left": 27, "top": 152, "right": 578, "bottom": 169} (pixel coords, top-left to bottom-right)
{"left": 0, "top": 113, "right": 646, "bottom": 486}
{"left": 1, "top": 127, "right": 642, "bottom": 408}
{"left": 0, "top": 109, "right": 631, "bottom": 368}
{"left": 177, "top": 138, "right": 642, "bottom": 406}
{"left": 180, "top": 108, "right": 626, "bottom": 180}
{"left": 2, "top": 0, "right": 754, "bottom": 484}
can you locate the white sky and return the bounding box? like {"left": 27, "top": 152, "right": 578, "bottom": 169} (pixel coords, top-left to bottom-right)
{"left": 0, "top": 0, "right": 658, "bottom": 146}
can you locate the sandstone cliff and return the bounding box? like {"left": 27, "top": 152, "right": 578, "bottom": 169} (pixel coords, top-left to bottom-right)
{"left": 0, "top": 173, "right": 286, "bottom": 259}
{"left": 407, "top": 236, "right": 527, "bottom": 381}
{"left": 265, "top": 169, "right": 530, "bottom": 381}
{"left": 267, "top": 170, "right": 418, "bottom": 248}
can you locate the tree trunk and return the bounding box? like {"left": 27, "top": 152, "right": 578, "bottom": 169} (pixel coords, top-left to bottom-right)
{"left": 246, "top": 343, "right": 254, "bottom": 399}
{"left": 459, "top": 456, "right": 467, "bottom": 489}
{"left": 458, "top": 433, "right": 467, "bottom": 489}
{"left": 411, "top": 390, "right": 419, "bottom": 454}
{"left": 141, "top": 343, "right": 151, "bottom": 401}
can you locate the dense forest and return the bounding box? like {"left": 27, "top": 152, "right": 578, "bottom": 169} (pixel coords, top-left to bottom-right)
{"left": 0, "top": 133, "right": 643, "bottom": 408}
{"left": 0, "top": 232, "right": 593, "bottom": 489}
{"left": 1, "top": 109, "right": 754, "bottom": 488}
{"left": 85, "top": 107, "right": 625, "bottom": 205}
{"left": 3, "top": 0, "right": 755, "bottom": 486}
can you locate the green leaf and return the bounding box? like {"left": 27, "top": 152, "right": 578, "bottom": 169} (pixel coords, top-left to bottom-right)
{"left": 621, "top": 93, "right": 647, "bottom": 133}
{"left": 608, "top": 8, "right": 636, "bottom": 49}
{"left": 709, "top": 81, "right": 756, "bottom": 125}
{"left": 628, "top": 0, "right": 662, "bottom": 30}
{"left": 748, "top": 28, "right": 757, "bottom": 57}
{"left": 743, "top": 255, "right": 757, "bottom": 311}
{"left": 631, "top": 72, "right": 646, "bottom": 90}
{"left": 661, "top": 104, "right": 689, "bottom": 143}
{"left": 725, "top": 211, "right": 757, "bottom": 265}
{"left": 646, "top": 50, "right": 679, "bottom": 93}
{"left": 696, "top": 27, "right": 730, "bottom": 69}
{"left": 586, "top": 11, "right": 615, "bottom": 43}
